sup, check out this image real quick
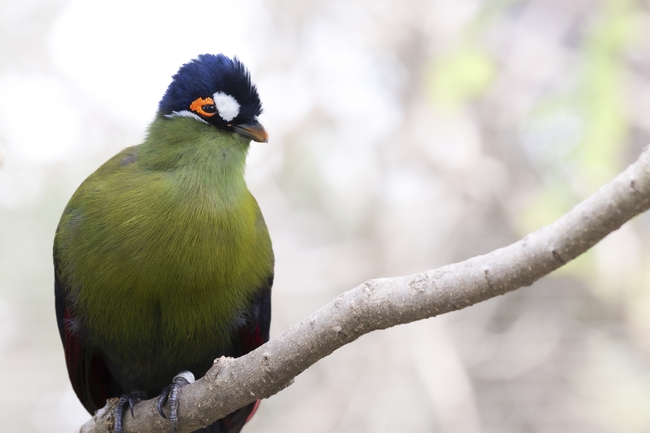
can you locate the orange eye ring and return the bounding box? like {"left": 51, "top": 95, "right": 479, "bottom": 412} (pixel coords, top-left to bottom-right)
{"left": 190, "top": 97, "right": 217, "bottom": 117}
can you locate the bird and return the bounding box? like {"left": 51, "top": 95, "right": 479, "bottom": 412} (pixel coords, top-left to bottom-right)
{"left": 54, "top": 54, "right": 274, "bottom": 433}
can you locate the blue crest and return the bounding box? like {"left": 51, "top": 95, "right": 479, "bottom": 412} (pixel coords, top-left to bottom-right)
{"left": 158, "top": 54, "right": 262, "bottom": 123}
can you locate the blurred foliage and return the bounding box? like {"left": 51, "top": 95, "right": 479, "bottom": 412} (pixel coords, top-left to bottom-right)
{"left": 428, "top": 47, "right": 496, "bottom": 108}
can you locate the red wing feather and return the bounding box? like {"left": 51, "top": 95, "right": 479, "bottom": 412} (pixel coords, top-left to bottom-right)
{"left": 55, "top": 258, "right": 116, "bottom": 414}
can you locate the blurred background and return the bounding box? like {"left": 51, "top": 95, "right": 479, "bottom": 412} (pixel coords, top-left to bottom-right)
{"left": 2, "top": 0, "right": 650, "bottom": 432}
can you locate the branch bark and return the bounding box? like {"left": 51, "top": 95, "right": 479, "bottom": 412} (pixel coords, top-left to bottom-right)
{"left": 77, "top": 147, "right": 650, "bottom": 433}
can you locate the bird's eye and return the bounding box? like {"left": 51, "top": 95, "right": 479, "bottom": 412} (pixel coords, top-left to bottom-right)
{"left": 189, "top": 97, "right": 217, "bottom": 117}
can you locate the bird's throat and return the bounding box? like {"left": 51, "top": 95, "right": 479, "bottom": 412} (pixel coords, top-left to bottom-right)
{"left": 140, "top": 116, "right": 250, "bottom": 179}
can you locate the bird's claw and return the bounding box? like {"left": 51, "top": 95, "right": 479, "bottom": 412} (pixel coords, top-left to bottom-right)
{"left": 157, "top": 370, "right": 195, "bottom": 433}
{"left": 114, "top": 391, "right": 146, "bottom": 433}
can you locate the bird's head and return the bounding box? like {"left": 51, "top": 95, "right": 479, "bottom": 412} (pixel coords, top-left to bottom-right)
{"left": 158, "top": 54, "right": 268, "bottom": 143}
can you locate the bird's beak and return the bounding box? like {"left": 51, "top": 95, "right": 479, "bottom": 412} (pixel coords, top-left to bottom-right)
{"left": 232, "top": 120, "right": 268, "bottom": 143}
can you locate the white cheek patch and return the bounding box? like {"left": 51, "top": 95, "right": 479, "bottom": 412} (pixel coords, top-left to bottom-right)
{"left": 213, "top": 92, "right": 240, "bottom": 122}
{"left": 165, "top": 110, "right": 209, "bottom": 124}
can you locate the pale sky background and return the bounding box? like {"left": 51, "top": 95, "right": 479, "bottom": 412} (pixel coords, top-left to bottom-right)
{"left": 2, "top": 0, "right": 650, "bottom": 432}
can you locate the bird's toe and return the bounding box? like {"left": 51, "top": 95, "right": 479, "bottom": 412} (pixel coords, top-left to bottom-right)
{"left": 114, "top": 390, "right": 146, "bottom": 433}
{"left": 157, "top": 370, "right": 196, "bottom": 433}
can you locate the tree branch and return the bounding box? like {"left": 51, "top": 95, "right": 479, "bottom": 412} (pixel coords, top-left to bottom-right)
{"left": 77, "top": 147, "right": 650, "bottom": 433}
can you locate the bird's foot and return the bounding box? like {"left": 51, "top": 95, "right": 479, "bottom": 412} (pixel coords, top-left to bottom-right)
{"left": 157, "top": 370, "right": 196, "bottom": 433}
{"left": 114, "top": 390, "right": 146, "bottom": 433}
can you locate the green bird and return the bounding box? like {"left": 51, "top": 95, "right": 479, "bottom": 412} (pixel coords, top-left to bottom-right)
{"left": 54, "top": 54, "right": 274, "bottom": 433}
